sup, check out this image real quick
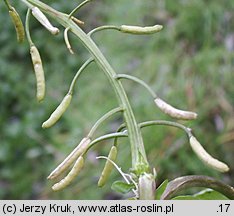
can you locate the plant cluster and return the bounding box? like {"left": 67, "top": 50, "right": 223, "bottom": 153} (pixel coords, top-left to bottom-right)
{"left": 2, "top": 0, "right": 234, "bottom": 199}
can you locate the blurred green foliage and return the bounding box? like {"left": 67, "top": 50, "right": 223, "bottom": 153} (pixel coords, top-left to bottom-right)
{"left": 0, "top": 0, "right": 233, "bottom": 199}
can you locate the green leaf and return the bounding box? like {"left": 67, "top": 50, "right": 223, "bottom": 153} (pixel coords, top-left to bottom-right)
{"left": 194, "top": 189, "right": 228, "bottom": 200}
{"left": 155, "top": 179, "right": 168, "bottom": 200}
{"left": 173, "top": 196, "right": 199, "bottom": 200}
{"left": 128, "top": 197, "right": 137, "bottom": 200}
{"left": 173, "top": 189, "right": 229, "bottom": 200}
{"left": 161, "top": 175, "right": 234, "bottom": 200}
{"left": 111, "top": 181, "right": 135, "bottom": 194}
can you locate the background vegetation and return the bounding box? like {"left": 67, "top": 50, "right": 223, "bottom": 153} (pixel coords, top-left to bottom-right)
{"left": 0, "top": 0, "right": 233, "bottom": 199}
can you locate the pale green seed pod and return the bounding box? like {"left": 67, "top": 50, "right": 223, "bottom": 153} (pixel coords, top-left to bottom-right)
{"left": 120, "top": 25, "right": 163, "bottom": 35}
{"left": 30, "top": 45, "right": 45, "bottom": 102}
{"left": 98, "top": 146, "right": 117, "bottom": 187}
{"left": 139, "top": 173, "right": 156, "bottom": 200}
{"left": 189, "top": 136, "right": 229, "bottom": 172}
{"left": 154, "top": 98, "right": 197, "bottom": 120}
{"left": 52, "top": 156, "right": 84, "bottom": 191}
{"left": 9, "top": 7, "right": 25, "bottom": 43}
{"left": 31, "top": 7, "right": 59, "bottom": 35}
{"left": 42, "top": 94, "right": 72, "bottom": 128}
{"left": 47, "top": 137, "right": 90, "bottom": 180}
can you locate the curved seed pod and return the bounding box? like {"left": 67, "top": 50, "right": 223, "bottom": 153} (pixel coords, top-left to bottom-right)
{"left": 189, "top": 136, "right": 229, "bottom": 172}
{"left": 120, "top": 25, "right": 163, "bottom": 35}
{"left": 139, "top": 173, "right": 156, "bottom": 200}
{"left": 9, "top": 7, "right": 25, "bottom": 43}
{"left": 154, "top": 98, "right": 197, "bottom": 120}
{"left": 52, "top": 156, "right": 84, "bottom": 191}
{"left": 31, "top": 7, "right": 59, "bottom": 35}
{"left": 42, "top": 94, "right": 72, "bottom": 128}
{"left": 98, "top": 146, "right": 117, "bottom": 187}
{"left": 30, "top": 45, "right": 45, "bottom": 102}
{"left": 48, "top": 137, "right": 90, "bottom": 180}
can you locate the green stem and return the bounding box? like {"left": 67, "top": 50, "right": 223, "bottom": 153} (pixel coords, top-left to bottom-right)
{"left": 87, "top": 131, "right": 128, "bottom": 151}
{"left": 4, "top": 0, "right": 12, "bottom": 10}
{"left": 87, "top": 107, "right": 123, "bottom": 138}
{"left": 88, "top": 25, "right": 120, "bottom": 37}
{"left": 113, "top": 123, "right": 128, "bottom": 147}
{"left": 64, "top": 27, "right": 74, "bottom": 54}
{"left": 25, "top": 9, "right": 34, "bottom": 46}
{"left": 139, "top": 120, "right": 192, "bottom": 137}
{"left": 68, "top": 0, "right": 93, "bottom": 18}
{"left": 24, "top": 0, "right": 149, "bottom": 173}
{"left": 68, "top": 58, "right": 94, "bottom": 94}
{"left": 21, "top": 0, "right": 34, "bottom": 8}
{"left": 116, "top": 74, "right": 157, "bottom": 98}
{"left": 114, "top": 120, "right": 192, "bottom": 146}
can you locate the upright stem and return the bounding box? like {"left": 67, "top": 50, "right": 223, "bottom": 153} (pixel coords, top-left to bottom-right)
{"left": 25, "top": 0, "right": 149, "bottom": 174}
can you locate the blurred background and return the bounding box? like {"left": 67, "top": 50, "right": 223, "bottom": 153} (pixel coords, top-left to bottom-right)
{"left": 0, "top": 0, "right": 233, "bottom": 199}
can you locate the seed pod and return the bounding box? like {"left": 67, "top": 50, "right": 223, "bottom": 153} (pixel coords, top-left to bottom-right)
{"left": 154, "top": 98, "right": 197, "bottom": 120}
{"left": 30, "top": 45, "right": 45, "bottom": 102}
{"left": 31, "top": 7, "right": 59, "bottom": 35}
{"left": 48, "top": 137, "right": 90, "bottom": 180}
{"left": 98, "top": 146, "right": 117, "bottom": 187}
{"left": 120, "top": 25, "right": 163, "bottom": 35}
{"left": 189, "top": 136, "right": 229, "bottom": 172}
{"left": 42, "top": 94, "right": 72, "bottom": 128}
{"left": 139, "top": 173, "right": 156, "bottom": 200}
{"left": 52, "top": 156, "right": 84, "bottom": 191}
{"left": 9, "top": 7, "right": 25, "bottom": 43}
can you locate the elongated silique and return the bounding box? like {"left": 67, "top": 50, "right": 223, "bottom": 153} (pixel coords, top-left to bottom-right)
{"left": 30, "top": 45, "right": 45, "bottom": 102}
{"left": 9, "top": 7, "right": 25, "bottom": 43}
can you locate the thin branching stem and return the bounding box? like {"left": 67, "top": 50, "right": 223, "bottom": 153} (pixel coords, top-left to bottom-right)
{"left": 64, "top": 27, "right": 74, "bottom": 54}
{"left": 87, "top": 107, "right": 124, "bottom": 138}
{"left": 139, "top": 120, "right": 192, "bottom": 137}
{"left": 68, "top": 58, "right": 94, "bottom": 94}
{"left": 114, "top": 120, "right": 192, "bottom": 144}
{"left": 87, "top": 131, "right": 128, "bottom": 151}
{"left": 113, "top": 120, "right": 192, "bottom": 150}
{"left": 69, "top": 0, "right": 93, "bottom": 18}
{"left": 25, "top": 9, "right": 34, "bottom": 46}
{"left": 116, "top": 74, "right": 157, "bottom": 98}
{"left": 88, "top": 25, "right": 120, "bottom": 37}
{"left": 113, "top": 123, "right": 127, "bottom": 147}
{"left": 21, "top": 0, "right": 34, "bottom": 8}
